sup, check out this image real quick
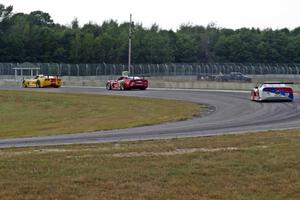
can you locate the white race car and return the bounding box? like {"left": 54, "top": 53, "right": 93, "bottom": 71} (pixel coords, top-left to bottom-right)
{"left": 251, "top": 82, "right": 294, "bottom": 102}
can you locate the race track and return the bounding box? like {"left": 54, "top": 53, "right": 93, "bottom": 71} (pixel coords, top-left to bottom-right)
{"left": 1, "top": 86, "right": 300, "bottom": 148}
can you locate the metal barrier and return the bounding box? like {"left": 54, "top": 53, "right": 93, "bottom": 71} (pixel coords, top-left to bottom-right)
{"left": 1, "top": 63, "right": 300, "bottom": 76}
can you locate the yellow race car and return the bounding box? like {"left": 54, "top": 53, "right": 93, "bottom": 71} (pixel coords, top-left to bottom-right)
{"left": 22, "top": 75, "right": 62, "bottom": 88}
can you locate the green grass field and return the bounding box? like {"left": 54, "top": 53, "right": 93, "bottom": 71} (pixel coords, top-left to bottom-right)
{"left": 0, "top": 90, "right": 202, "bottom": 138}
{"left": 0, "top": 130, "right": 300, "bottom": 200}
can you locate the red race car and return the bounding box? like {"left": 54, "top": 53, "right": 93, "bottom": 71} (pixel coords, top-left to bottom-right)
{"left": 106, "top": 76, "right": 148, "bottom": 90}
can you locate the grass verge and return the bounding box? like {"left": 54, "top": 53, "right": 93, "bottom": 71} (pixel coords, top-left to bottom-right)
{"left": 0, "top": 130, "right": 300, "bottom": 199}
{"left": 0, "top": 90, "right": 202, "bottom": 138}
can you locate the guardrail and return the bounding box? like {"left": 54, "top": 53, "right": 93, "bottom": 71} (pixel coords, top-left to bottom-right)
{"left": 2, "top": 75, "right": 300, "bottom": 91}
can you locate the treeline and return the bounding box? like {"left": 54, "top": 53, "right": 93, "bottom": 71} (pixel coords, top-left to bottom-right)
{"left": 1, "top": 4, "right": 300, "bottom": 64}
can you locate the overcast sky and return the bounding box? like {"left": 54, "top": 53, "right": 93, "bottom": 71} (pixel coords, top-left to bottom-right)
{"left": 1, "top": 0, "right": 299, "bottom": 30}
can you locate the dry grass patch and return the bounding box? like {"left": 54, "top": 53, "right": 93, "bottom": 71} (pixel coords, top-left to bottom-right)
{"left": 0, "top": 90, "right": 202, "bottom": 138}
{"left": 0, "top": 130, "right": 300, "bottom": 199}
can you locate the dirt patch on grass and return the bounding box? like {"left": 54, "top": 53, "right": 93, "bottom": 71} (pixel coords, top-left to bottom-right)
{"left": 0, "top": 146, "right": 122, "bottom": 157}
{"left": 0, "top": 145, "right": 268, "bottom": 158}
{"left": 112, "top": 146, "right": 268, "bottom": 158}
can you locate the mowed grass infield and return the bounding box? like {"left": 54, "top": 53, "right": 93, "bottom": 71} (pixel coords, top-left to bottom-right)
{"left": 0, "top": 90, "right": 202, "bottom": 138}
{"left": 0, "top": 130, "right": 300, "bottom": 199}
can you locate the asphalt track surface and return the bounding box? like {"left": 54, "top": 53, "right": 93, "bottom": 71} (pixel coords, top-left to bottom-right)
{"left": 1, "top": 86, "right": 300, "bottom": 148}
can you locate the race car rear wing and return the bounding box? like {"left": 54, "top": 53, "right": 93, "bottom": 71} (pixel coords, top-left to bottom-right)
{"left": 44, "top": 74, "right": 60, "bottom": 77}
{"left": 255, "top": 82, "right": 294, "bottom": 89}
{"left": 44, "top": 75, "right": 61, "bottom": 81}
{"left": 262, "top": 82, "right": 294, "bottom": 84}
{"left": 130, "top": 75, "right": 150, "bottom": 80}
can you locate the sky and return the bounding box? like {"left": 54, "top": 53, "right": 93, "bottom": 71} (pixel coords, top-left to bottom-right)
{"left": 1, "top": 0, "right": 300, "bottom": 30}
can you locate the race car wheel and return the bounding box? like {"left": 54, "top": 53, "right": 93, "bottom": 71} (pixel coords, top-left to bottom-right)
{"left": 119, "top": 83, "right": 125, "bottom": 91}
{"left": 36, "top": 80, "right": 41, "bottom": 88}
{"left": 22, "top": 81, "right": 27, "bottom": 88}
{"left": 106, "top": 83, "right": 112, "bottom": 90}
{"left": 250, "top": 92, "right": 254, "bottom": 101}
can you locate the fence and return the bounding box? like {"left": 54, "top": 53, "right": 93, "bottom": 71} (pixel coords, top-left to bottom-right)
{"left": 1, "top": 63, "right": 300, "bottom": 76}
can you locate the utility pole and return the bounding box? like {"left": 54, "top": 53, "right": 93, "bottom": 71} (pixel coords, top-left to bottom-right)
{"left": 128, "top": 14, "right": 132, "bottom": 75}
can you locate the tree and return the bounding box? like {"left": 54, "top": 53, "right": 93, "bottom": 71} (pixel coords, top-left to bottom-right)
{"left": 0, "top": 5, "right": 300, "bottom": 64}
{"left": 29, "top": 11, "right": 53, "bottom": 26}
{"left": 71, "top": 18, "right": 79, "bottom": 29}
{"left": 0, "top": 4, "right": 13, "bottom": 23}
